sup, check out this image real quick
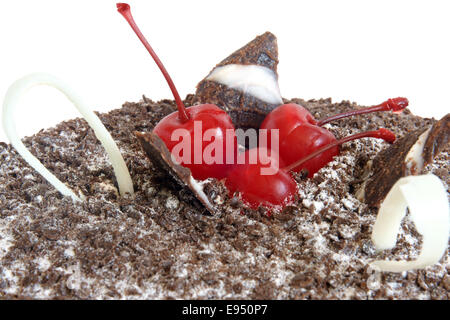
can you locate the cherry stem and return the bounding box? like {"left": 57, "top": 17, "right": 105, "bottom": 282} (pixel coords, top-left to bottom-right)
{"left": 316, "top": 97, "right": 409, "bottom": 127}
{"left": 282, "top": 128, "right": 396, "bottom": 172}
{"left": 116, "top": 3, "right": 190, "bottom": 122}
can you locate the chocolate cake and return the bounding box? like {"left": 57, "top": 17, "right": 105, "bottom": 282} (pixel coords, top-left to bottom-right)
{"left": 0, "top": 95, "right": 449, "bottom": 299}
{"left": 0, "top": 14, "right": 449, "bottom": 299}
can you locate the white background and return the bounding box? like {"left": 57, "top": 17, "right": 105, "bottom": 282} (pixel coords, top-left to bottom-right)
{"left": 0, "top": 0, "right": 449, "bottom": 143}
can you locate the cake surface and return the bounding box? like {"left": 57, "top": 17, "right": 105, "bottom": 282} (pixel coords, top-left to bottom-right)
{"left": 0, "top": 96, "right": 449, "bottom": 299}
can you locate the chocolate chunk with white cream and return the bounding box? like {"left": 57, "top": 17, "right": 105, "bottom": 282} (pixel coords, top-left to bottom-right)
{"left": 359, "top": 113, "right": 450, "bottom": 207}
{"left": 135, "top": 131, "right": 219, "bottom": 216}
{"left": 195, "top": 32, "right": 282, "bottom": 130}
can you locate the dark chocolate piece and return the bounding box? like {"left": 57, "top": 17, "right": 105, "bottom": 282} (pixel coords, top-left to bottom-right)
{"left": 215, "top": 31, "right": 278, "bottom": 69}
{"left": 195, "top": 32, "right": 280, "bottom": 130}
{"left": 422, "top": 113, "right": 450, "bottom": 165}
{"left": 135, "top": 131, "right": 218, "bottom": 215}
{"left": 361, "top": 128, "right": 427, "bottom": 207}
{"left": 362, "top": 113, "right": 449, "bottom": 207}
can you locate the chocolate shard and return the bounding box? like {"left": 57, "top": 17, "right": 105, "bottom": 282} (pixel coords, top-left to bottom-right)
{"left": 195, "top": 32, "right": 282, "bottom": 130}
{"left": 135, "top": 131, "right": 218, "bottom": 216}
{"left": 215, "top": 31, "right": 279, "bottom": 69}
{"left": 422, "top": 113, "right": 450, "bottom": 165}
{"left": 360, "top": 113, "right": 450, "bottom": 208}
{"left": 358, "top": 128, "right": 428, "bottom": 208}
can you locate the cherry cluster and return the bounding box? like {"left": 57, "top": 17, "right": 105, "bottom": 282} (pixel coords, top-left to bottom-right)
{"left": 117, "top": 3, "right": 407, "bottom": 211}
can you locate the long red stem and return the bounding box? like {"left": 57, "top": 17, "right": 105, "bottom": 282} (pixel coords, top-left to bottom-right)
{"left": 116, "top": 3, "right": 190, "bottom": 122}
{"left": 316, "top": 97, "right": 408, "bottom": 127}
{"left": 283, "top": 128, "right": 396, "bottom": 172}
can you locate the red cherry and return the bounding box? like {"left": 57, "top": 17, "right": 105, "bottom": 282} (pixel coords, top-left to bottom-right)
{"left": 261, "top": 98, "right": 408, "bottom": 176}
{"left": 225, "top": 148, "right": 296, "bottom": 210}
{"left": 282, "top": 128, "right": 396, "bottom": 173}
{"left": 280, "top": 124, "right": 337, "bottom": 177}
{"left": 225, "top": 129, "right": 395, "bottom": 210}
{"left": 281, "top": 126, "right": 397, "bottom": 177}
{"left": 153, "top": 104, "right": 236, "bottom": 180}
{"left": 260, "top": 103, "right": 317, "bottom": 144}
{"left": 117, "top": 3, "right": 237, "bottom": 180}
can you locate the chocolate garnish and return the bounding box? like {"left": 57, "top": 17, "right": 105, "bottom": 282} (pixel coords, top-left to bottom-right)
{"left": 215, "top": 31, "right": 279, "bottom": 69}
{"left": 135, "top": 131, "right": 218, "bottom": 215}
{"left": 358, "top": 128, "right": 427, "bottom": 207}
{"left": 361, "top": 113, "right": 450, "bottom": 207}
{"left": 195, "top": 32, "right": 281, "bottom": 130}
{"left": 422, "top": 113, "right": 450, "bottom": 165}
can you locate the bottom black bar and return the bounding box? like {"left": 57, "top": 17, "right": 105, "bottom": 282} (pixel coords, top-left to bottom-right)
{"left": 0, "top": 299, "right": 445, "bottom": 319}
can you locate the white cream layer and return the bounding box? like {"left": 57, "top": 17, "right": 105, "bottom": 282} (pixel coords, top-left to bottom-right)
{"left": 189, "top": 177, "right": 215, "bottom": 212}
{"left": 206, "top": 64, "right": 283, "bottom": 105}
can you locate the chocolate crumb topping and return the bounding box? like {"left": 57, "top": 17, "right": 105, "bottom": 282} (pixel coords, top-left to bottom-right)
{"left": 0, "top": 97, "right": 448, "bottom": 300}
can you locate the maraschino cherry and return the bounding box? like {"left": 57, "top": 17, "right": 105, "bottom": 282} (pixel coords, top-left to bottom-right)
{"left": 225, "top": 128, "right": 396, "bottom": 210}
{"left": 117, "top": 3, "right": 236, "bottom": 180}
{"left": 261, "top": 98, "right": 408, "bottom": 177}
{"left": 225, "top": 147, "right": 296, "bottom": 210}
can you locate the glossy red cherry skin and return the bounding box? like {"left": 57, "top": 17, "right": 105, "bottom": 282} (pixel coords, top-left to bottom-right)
{"left": 261, "top": 103, "right": 338, "bottom": 177}
{"left": 260, "top": 103, "right": 316, "bottom": 148}
{"left": 280, "top": 124, "right": 338, "bottom": 177}
{"left": 153, "top": 104, "right": 237, "bottom": 180}
{"left": 225, "top": 148, "right": 297, "bottom": 209}
{"left": 261, "top": 99, "right": 407, "bottom": 177}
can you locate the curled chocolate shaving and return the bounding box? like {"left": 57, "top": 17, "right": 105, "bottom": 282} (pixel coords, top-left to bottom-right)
{"left": 195, "top": 32, "right": 281, "bottom": 130}
{"left": 135, "top": 131, "right": 218, "bottom": 215}
{"left": 361, "top": 113, "right": 450, "bottom": 208}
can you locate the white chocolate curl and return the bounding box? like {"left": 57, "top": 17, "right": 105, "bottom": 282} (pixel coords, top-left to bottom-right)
{"left": 371, "top": 174, "right": 449, "bottom": 272}
{"left": 2, "top": 73, "right": 134, "bottom": 201}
